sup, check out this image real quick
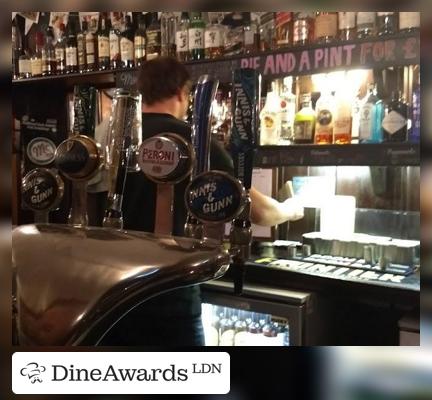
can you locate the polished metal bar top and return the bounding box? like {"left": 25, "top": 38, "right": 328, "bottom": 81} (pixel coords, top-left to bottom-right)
{"left": 13, "top": 224, "right": 230, "bottom": 346}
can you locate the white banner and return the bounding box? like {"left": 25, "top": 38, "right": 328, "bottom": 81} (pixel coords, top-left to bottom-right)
{"left": 13, "top": 352, "right": 230, "bottom": 394}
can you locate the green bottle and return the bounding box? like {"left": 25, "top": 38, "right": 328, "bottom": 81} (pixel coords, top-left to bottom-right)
{"left": 293, "top": 94, "right": 315, "bottom": 144}
{"left": 188, "top": 12, "right": 205, "bottom": 60}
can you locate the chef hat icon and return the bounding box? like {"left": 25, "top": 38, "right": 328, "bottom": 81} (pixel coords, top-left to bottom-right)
{"left": 20, "top": 362, "right": 46, "bottom": 383}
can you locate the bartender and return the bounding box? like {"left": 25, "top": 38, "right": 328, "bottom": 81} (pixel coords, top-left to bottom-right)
{"left": 101, "top": 57, "right": 304, "bottom": 346}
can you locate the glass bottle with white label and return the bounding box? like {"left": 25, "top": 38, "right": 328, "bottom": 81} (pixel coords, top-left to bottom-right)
{"left": 146, "top": 12, "right": 161, "bottom": 60}
{"left": 260, "top": 90, "right": 281, "bottom": 145}
{"left": 84, "top": 21, "right": 96, "bottom": 72}
{"left": 293, "top": 94, "right": 315, "bottom": 144}
{"left": 120, "top": 15, "right": 134, "bottom": 68}
{"left": 205, "top": 15, "right": 224, "bottom": 59}
{"left": 97, "top": 12, "right": 110, "bottom": 70}
{"left": 356, "top": 12, "right": 375, "bottom": 39}
{"left": 399, "top": 12, "right": 420, "bottom": 33}
{"left": 18, "top": 35, "right": 32, "bottom": 79}
{"left": 30, "top": 31, "right": 44, "bottom": 77}
{"left": 65, "top": 23, "right": 78, "bottom": 74}
{"left": 315, "top": 90, "right": 336, "bottom": 144}
{"left": 176, "top": 12, "right": 189, "bottom": 61}
{"left": 338, "top": 12, "right": 356, "bottom": 41}
{"left": 109, "top": 18, "right": 121, "bottom": 69}
{"left": 244, "top": 13, "right": 259, "bottom": 54}
{"left": 161, "top": 12, "right": 177, "bottom": 57}
{"left": 315, "top": 12, "right": 338, "bottom": 44}
{"left": 279, "top": 77, "right": 296, "bottom": 143}
{"left": 377, "top": 12, "right": 397, "bottom": 36}
{"left": 134, "top": 14, "right": 146, "bottom": 67}
{"left": 188, "top": 12, "right": 205, "bottom": 60}
{"left": 333, "top": 90, "right": 352, "bottom": 145}
{"left": 382, "top": 91, "right": 409, "bottom": 142}
{"left": 42, "top": 27, "right": 57, "bottom": 76}
{"left": 359, "top": 84, "right": 384, "bottom": 143}
{"left": 76, "top": 21, "right": 86, "bottom": 73}
{"left": 54, "top": 23, "right": 66, "bottom": 74}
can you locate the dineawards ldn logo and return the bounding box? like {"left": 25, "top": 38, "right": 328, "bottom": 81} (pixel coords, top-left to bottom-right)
{"left": 12, "top": 352, "right": 230, "bottom": 395}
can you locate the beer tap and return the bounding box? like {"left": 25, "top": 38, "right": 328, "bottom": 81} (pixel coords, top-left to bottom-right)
{"left": 184, "top": 75, "right": 220, "bottom": 240}
{"left": 229, "top": 68, "right": 260, "bottom": 295}
{"left": 55, "top": 85, "right": 101, "bottom": 227}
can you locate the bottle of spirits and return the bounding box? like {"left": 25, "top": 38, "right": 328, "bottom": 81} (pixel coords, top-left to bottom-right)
{"left": 12, "top": 18, "right": 21, "bottom": 79}
{"left": 65, "top": 22, "right": 78, "bottom": 74}
{"left": 275, "top": 12, "right": 293, "bottom": 48}
{"left": 315, "top": 12, "right": 338, "bottom": 43}
{"left": 76, "top": 21, "right": 86, "bottom": 73}
{"left": 97, "top": 12, "right": 110, "bottom": 70}
{"left": 55, "top": 23, "right": 66, "bottom": 74}
{"left": 176, "top": 12, "right": 190, "bottom": 61}
{"left": 377, "top": 12, "right": 397, "bottom": 36}
{"left": 30, "top": 31, "right": 44, "bottom": 77}
{"left": 109, "top": 17, "right": 121, "bottom": 69}
{"left": 120, "top": 15, "right": 134, "bottom": 68}
{"left": 224, "top": 13, "right": 244, "bottom": 56}
{"left": 205, "top": 15, "right": 224, "bottom": 59}
{"left": 244, "top": 13, "right": 259, "bottom": 54}
{"left": 134, "top": 13, "right": 146, "bottom": 67}
{"left": 84, "top": 20, "right": 96, "bottom": 72}
{"left": 382, "top": 91, "right": 409, "bottom": 142}
{"left": 259, "top": 12, "right": 276, "bottom": 51}
{"left": 410, "top": 82, "right": 420, "bottom": 143}
{"left": 42, "top": 27, "right": 56, "bottom": 76}
{"left": 18, "top": 34, "right": 32, "bottom": 79}
{"left": 161, "top": 12, "right": 177, "bottom": 57}
{"left": 338, "top": 12, "right": 356, "bottom": 41}
{"left": 356, "top": 12, "right": 375, "bottom": 38}
{"left": 359, "top": 84, "right": 384, "bottom": 143}
{"left": 293, "top": 94, "right": 315, "bottom": 144}
{"left": 333, "top": 90, "right": 352, "bottom": 144}
{"left": 315, "top": 90, "right": 335, "bottom": 144}
{"left": 399, "top": 12, "right": 420, "bottom": 33}
{"left": 260, "top": 89, "right": 281, "bottom": 145}
{"left": 146, "top": 12, "right": 161, "bottom": 60}
{"left": 293, "top": 12, "right": 314, "bottom": 46}
{"left": 279, "top": 77, "right": 296, "bottom": 143}
{"left": 188, "top": 12, "right": 205, "bottom": 60}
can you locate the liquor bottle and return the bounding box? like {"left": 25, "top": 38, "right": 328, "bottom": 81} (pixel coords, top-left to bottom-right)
{"left": 134, "top": 13, "right": 146, "bottom": 67}
{"left": 54, "top": 23, "right": 66, "bottom": 74}
{"left": 188, "top": 12, "right": 205, "bottom": 60}
{"left": 338, "top": 12, "right": 356, "bottom": 41}
{"left": 176, "top": 12, "right": 190, "bottom": 61}
{"left": 161, "top": 12, "right": 177, "bottom": 57}
{"left": 315, "top": 90, "right": 335, "bottom": 144}
{"left": 275, "top": 12, "right": 293, "bottom": 48}
{"left": 65, "top": 22, "right": 78, "bottom": 74}
{"left": 293, "top": 94, "right": 315, "bottom": 144}
{"left": 377, "top": 12, "right": 397, "bottom": 36}
{"left": 410, "top": 82, "right": 420, "bottom": 143}
{"left": 260, "top": 89, "right": 281, "bottom": 145}
{"left": 120, "top": 15, "right": 134, "bottom": 68}
{"left": 382, "top": 91, "right": 409, "bottom": 142}
{"left": 293, "top": 12, "right": 314, "bottom": 46}
{"left": 146, "top": 12, "right": 161, "bottom": 60}
{"left": 42, "top": 27, "right": 56, "bottom": 76}
{"left": 356, "top": 12, "right": 375, "bottom": 38}
{"left": 244, "top": 13, "right": 259, "bottom": 54}
{"left": 333, "top": 90, "right": 352, "bottom": 144}
{"left": 259, "top": 12, "right": 276, "bottom": 51}
{"left": 205, "top": 15, "right": 224, "bottom": 59}
{"left": 97, "top": 12, "right": 110, "bottom": 70}
{"left": 224, "top": 13, "right": 244, "bottom": 56}
{"left": 30, "top": 31, "right": 44, "bottom": 77}
{"left": 279, "top": 77, "right": 296, "bottom": 143}
{"left": 233, "top": 311, "right": 248, "bottom": 346}
{"left": 315, "top": 12, "right": 338, "bottom": 44}
{"left": 399, "top": 12, "right": 420, "bottom": 33}
{"left": 219, "top": 308, "right": 235, "bottom": 346}
{"left": 76, "top": 21, "right": 86, "bottom": 73}
{"left": 12, "top": 18, "right": 21, "bottom": 79}
{"left": 18, "top": 35, "right": 32, "bottom": 79}
{"left": 359, "top": 84, "right": 384, "bottom": 143}
{"left": 84, "top": 20, "right": 96, "bottom": 72}
{"left": 109, "top": 17, "right": 121, "bottom": 69}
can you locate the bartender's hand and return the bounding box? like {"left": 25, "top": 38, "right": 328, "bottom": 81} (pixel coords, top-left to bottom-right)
{"left": 281, "top": 196, "right": 304, "bottom": 221}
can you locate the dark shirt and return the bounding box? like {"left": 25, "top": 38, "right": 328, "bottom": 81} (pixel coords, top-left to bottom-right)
{"left": 122, "top": 113, "right": 233, "bottom": 318}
